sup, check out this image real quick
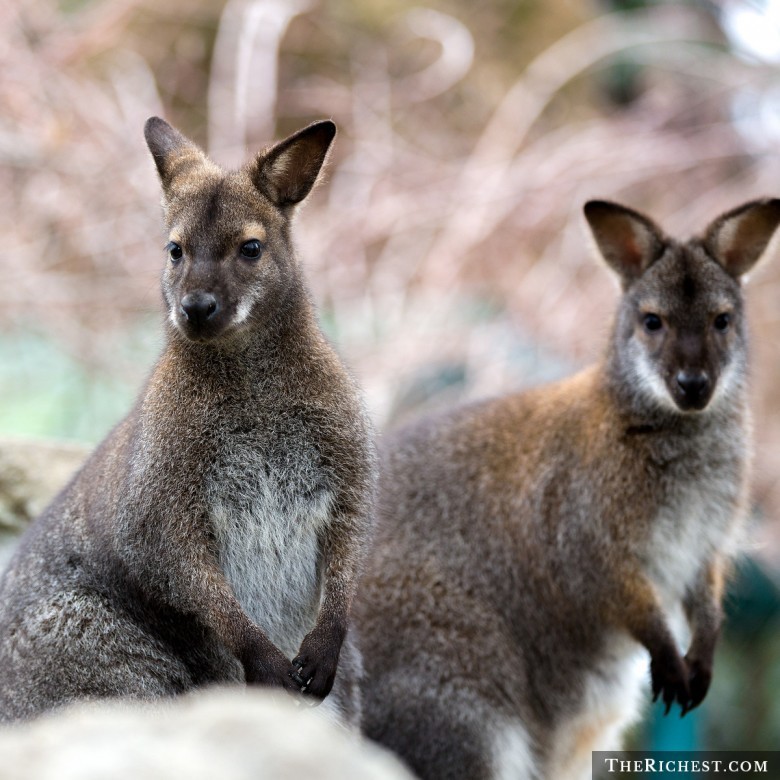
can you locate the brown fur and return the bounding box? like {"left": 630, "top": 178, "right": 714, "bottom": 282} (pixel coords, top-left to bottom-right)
{"left": 355, "top": 199, "right": 780, "bottom": 779}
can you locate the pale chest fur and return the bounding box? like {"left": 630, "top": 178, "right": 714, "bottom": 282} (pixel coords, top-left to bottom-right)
{"left": 206, "top": 434, "right": 334, "bottom": 658}
{"left": 641, "top": 425, "right": 747, "bottom": 618}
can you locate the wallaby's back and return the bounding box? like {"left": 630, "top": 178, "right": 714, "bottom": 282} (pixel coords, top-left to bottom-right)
{"left": 356, "top": 198, "right": 780, "bottom": 780}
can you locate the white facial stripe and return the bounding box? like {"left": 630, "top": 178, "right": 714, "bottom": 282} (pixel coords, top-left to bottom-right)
{"left": 630, "top": 343, "right": 679, "bottom": 412}
{"left": 234, "top": 298, "right": 254, "bottom": 326}
{"left": 233, "top": 286, "right": 262, "bottom": 326}
{"left": 708, "top": 355, "right": 741, "bottom": 409}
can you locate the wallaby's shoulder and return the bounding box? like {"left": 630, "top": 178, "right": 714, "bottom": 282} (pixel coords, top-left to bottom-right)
{"left": 383, "top": 365, "right": 610, "bottom": 480}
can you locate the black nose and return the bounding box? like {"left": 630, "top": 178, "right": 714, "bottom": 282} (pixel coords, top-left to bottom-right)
{"left": 180, "top": 292, "right": 219, "bottom": 328}
{"left": 676, "top": 371, "right": 710, "bottom": 403}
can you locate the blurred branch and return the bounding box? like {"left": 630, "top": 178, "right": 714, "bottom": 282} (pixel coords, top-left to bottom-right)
{"left": 208, "top": 0, "right": 312, "bottom": 166}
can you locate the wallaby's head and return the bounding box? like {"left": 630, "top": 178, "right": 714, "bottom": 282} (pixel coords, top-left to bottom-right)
{"left": 144, "top": 117, "right": 336, "bottom": 343}
{"left": 585, "top": 198, "right": 780, "bottom": 413}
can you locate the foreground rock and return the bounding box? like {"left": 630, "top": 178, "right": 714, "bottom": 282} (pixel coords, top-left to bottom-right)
{"left": 0, "top": 437, "right": 89, "bottom": 569}
{"left": 0, "top": 688, "right": 414, "bottom": 780}
{"left": 0, "top": 437, "right": 88, "bottom": 532}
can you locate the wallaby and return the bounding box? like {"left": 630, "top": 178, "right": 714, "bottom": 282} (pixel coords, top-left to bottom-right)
{"left": 354, "top": 199, "right": 780, "bottom": 780}
{"left": 0, "top": 118, "right": 375, "bottom": 724}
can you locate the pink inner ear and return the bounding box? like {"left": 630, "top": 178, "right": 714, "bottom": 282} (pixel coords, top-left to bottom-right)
{"left": 612, "top": 220, "right": 643, "bottom": 272}
{"left": 724, "top": 249, "right": 742, "bottom": 273}
{"left": 624, "top": 237, "right": 641, "bottom": 267}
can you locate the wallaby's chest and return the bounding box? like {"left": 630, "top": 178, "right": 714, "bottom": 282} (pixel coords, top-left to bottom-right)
{"left": 640, "top": 430, "right": 745, "bottom": 606}
{"left": 205, "top": 422, "right": 334, "bottom": 657}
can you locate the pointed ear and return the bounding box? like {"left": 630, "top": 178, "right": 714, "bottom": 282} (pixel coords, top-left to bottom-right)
{"left": 252, "top": 120, "right": 336, "bottom": 207}
{"left": 144, "top": 117, "right": 207, "bottom": 189}
{"left": 583, "top": 200, "right": 666, "bottom": 287}
{"left": 703, "top": 198, "right": 780, "bottom": 278}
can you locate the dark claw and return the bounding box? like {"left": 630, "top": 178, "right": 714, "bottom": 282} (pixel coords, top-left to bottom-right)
{"left": 650, "top": 647, "right": 691, "bottom": 717}
{"left": 289, "top": 669, "right": 307, "bottom": 688}
{"left": 682, "top": 656, "right": 712, "bottom": 714}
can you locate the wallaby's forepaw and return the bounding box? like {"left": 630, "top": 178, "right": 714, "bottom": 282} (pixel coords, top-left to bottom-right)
{"left": 681, "top": 655, "right": 712, "bottom": 715}
{"left": 244, "top": 650, "right": 301, "bottom": 694}
{"left": 291, "top": 628, "right": 342, "bottom": 702}
{"left": 650, "top": 647, "right": 691, "bottom": 716}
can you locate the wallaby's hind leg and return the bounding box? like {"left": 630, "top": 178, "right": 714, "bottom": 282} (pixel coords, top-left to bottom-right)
{"left": 363, "top": 679, "right": 524, "bottom": 780}
{"left": 0, "top": 589, "right": 195, "bottom": 722}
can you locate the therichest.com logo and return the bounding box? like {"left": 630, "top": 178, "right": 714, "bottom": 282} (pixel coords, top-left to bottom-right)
{"left": 593, "top": 752, "right": 779, "bottom": 778}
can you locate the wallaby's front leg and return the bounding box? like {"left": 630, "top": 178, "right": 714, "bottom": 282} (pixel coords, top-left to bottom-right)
{"left": 183, "top": 551, "right": 304, "bottom": 691}
{"left": 128, "top": 520, "right": 301, "bottom": 693}
{"left": 610, "top": 572, "right": 691, "bottom": 714}
{"left": 682, "top": 557, "right": 726, "bottom": 713}
{"left": 292, "top": 513, "right": 367, "bottom": 700}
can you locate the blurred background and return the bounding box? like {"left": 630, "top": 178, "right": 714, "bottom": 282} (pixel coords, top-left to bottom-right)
{"left": 1, "top": 0, "right": 779, "bottom": 762}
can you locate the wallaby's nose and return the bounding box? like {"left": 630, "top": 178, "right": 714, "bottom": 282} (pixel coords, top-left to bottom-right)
{"left": 180, "top": 292, "right": 219, "bottom": 328}
{"left": 676, "top": 371, "right": 710, "bottom": 406}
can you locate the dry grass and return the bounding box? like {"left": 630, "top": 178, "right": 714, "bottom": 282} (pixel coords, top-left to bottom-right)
{"left": 2, "top": 0, "right": 780, "bottom": 554}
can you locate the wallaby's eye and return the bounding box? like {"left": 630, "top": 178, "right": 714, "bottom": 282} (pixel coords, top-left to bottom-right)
{"left": 166, "top": 241, "right": 183, "bottom": 264}
{"left": 642, "top": 313, "right": 663, "bottom": 333}
{"left": 240, "top": 240, "right": 263, "bottom": 261}
{"left": 714, "top": 313, "right": 731, "bottom": 332}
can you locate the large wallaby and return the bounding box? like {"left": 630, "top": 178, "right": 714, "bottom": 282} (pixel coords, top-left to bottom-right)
{"left": 355, "top": 199, "right": 780, "bottom": 779}
{"left": 0, "top": 118, "right": 375, "bottom": 724}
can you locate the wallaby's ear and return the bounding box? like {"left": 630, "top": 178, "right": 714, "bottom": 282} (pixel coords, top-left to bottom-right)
{"left": 703, "top": 198, "right": 780, "bottom": 278}
{"left": 252, "top": 120, "right": 336, "bottom": 207}
{"left": 583, "top": 200, "right": 666, "bottom": 287}
{"left": 144, "top": 117, "right": 207, "bottom": 190}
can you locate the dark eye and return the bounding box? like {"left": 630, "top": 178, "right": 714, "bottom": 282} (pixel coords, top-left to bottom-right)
{"left": 714, "top": 313, "right": 731, "bottom": 332}
{"left": 240, "top": 240, "right": 263, "bottom": 260}
{"left": 166, "top": 241, "right": 183, "bottom": 263}
{"left": 643, "top": 313, "right": 663, "bottom": 333}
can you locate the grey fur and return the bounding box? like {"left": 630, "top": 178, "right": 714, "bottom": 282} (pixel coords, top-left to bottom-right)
{"left": 355, "top": 199, "right": 780, "bottom": 780}
{"left": 0, "top": 118, "right": 375, "bottom": 725}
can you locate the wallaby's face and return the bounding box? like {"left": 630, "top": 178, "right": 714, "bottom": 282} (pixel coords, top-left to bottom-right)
{"left": 617, "top": 247, "right": 743, "bottom": 412}
{"left": 144, "top": 118, "right": 336, "bottom": 343}
{"left": 586, "top": 199, "right": 780, "bottom": 413}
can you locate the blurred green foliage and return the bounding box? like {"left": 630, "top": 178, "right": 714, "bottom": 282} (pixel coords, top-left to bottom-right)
{"left": 0, "top": 321, "right": 160, "bottom": 444}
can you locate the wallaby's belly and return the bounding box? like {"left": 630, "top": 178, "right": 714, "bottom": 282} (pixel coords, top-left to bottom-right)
{"left": 207, "top": 454, "right": 332, "bottom": 659}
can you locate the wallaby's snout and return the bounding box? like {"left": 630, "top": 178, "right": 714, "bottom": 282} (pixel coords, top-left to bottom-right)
{"left": 168, "top": 252, "right": 234, "bottom": 342}
{"left": 649, "top": 312, "right": 725, "bottom": 414}
{"left": 675, "top": 370, "right": 710, "bottom": 410}
{"left": 180, "top": 291, "right": 219, "bottom": 331}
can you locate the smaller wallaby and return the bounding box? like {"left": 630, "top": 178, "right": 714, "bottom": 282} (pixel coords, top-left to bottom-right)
{"left": 355, "top": 199, "right": 780, "bottom": 780}
{"left": 0, "top": 118, "right": 375, "bottom": 724}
